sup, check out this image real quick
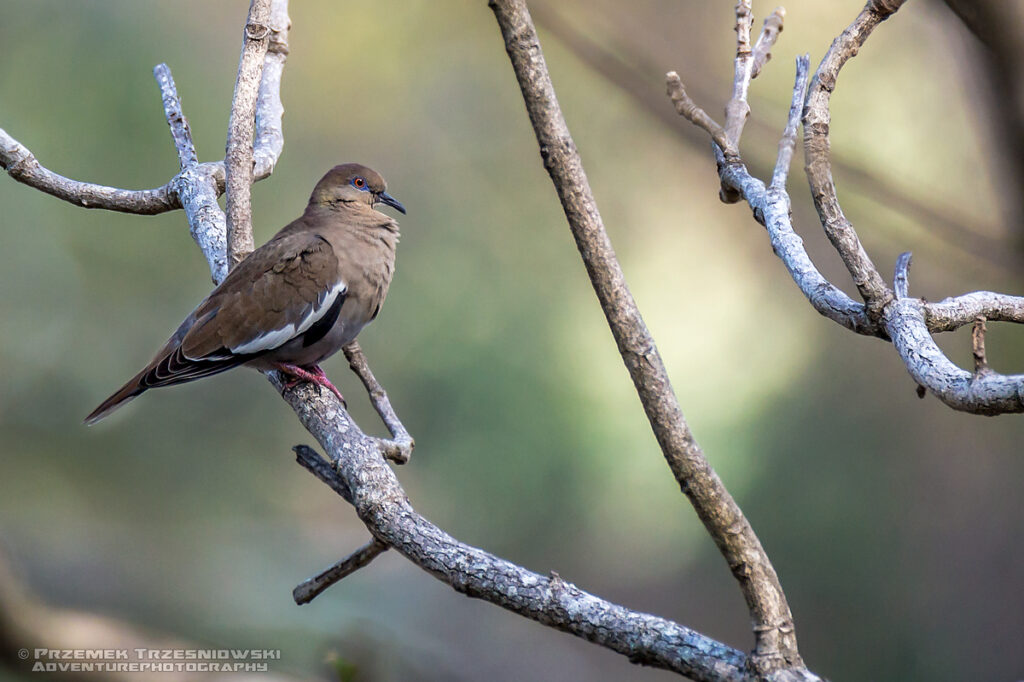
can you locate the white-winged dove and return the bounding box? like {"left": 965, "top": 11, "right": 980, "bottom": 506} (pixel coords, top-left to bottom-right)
{"left": 85, "top": 163, "right": 405, "bottom": 424}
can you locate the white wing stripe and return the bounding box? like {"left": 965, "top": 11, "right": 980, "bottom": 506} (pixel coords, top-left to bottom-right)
{"left": 230, "top": 280, "right": 347, "bottom": 355}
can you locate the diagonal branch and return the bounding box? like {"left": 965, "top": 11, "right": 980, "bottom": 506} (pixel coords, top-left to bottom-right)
{"left": 751, "top": 8, "right": 786, "bottom": 79}
{"left": 292, "top": 536, "right": 388, "bottom": 605}
{"left": 343, "top": 342, "right": 415, "bottom": 464}
{"left": 288, "top": 433, "right": 750, "bottom": 682}
{"left": 489, "top": 0, "right": 809, "bottom": 675}
{"left": 770, "top": 54, "right": 809, "bottom": 192}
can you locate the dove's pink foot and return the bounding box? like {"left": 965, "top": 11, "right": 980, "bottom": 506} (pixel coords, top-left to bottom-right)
{"left": 275, "top": 363, "right": 346, "bottom": 406}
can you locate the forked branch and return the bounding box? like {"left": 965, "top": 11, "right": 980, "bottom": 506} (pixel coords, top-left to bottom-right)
{"left": 667, "top": 0, "right": 1024, "bottom": 415}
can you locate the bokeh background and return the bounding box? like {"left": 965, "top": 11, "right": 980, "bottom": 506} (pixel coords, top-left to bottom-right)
{"left": 1, "top": 1, "right": 1022, "bottom": 680}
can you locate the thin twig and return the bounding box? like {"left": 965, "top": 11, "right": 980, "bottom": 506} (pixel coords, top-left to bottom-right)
{"left": 924, "top": 292, "right": 1024, "bottom": 332}
{"left": 343, "top": 342, "right": 415, "bottom": 464}
{"left": 770, "top": 55, "right": 810, "bottom": 191}
{"left": 225, "top": 0, "right": 273, "bottom": 268}
{"left": 971, "top": 316, "right": 989, "bottom": 374}
{"left": 665, "top": 73, "right": 733, "bottom": 158}
{"left": 293, "top": 537, "right": 388, "bottom": 605}
{"left": 751, "top": 7, "right": 786, "bottom": 79}
{"left": 893, "top": 251, "right": 912, "bottom": 300}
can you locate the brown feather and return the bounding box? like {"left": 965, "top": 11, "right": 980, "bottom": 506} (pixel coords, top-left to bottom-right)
{"left": 85, "top": 163, "right": 400, "bottom": 424}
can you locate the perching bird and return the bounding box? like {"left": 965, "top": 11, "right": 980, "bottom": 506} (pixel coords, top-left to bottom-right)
{"left": 85, "top": 163, "right": 405, "bottom": 425}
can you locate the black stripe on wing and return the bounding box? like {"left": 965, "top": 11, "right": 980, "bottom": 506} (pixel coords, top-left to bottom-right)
{"left": 141, "top": 346, "right": 251, "bottom": 389}
{"left": 302, "top": 289, "right": 347, "bottom": 348}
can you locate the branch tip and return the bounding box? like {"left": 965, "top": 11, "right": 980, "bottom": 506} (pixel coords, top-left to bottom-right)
{"left": 751, "top": 6, "right": 787, "bottom": 79}
{"left": 292, "top": 538, "right": 388, "bottom": 605}
{"left": 666, "top": 73, "right": 733, "bottom": 158}
{"left": 893, "top": 251, "right": 912, "bottom": 300}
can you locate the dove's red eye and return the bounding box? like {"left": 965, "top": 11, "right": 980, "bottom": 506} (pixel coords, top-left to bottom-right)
{"left": 353, "top": 177, "right": 365, "bottom": 189}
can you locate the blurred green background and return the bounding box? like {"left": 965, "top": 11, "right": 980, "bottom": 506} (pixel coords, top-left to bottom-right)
{"left": 1, "top": 1, "right": 1022, "bottom": 680}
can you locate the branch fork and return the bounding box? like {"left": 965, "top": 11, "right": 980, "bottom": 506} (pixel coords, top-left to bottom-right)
{"left": 667, "top": 0, "right": 1024, "bottom": 416}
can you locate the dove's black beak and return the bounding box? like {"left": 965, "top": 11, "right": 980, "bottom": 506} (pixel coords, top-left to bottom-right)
{"left": 376, "top": 191, "right": 406, "bottom": 215}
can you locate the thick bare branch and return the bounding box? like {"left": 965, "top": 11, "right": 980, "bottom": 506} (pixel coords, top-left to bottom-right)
{"left": 489, "top": 0, "right": 808, "bottom": 674}
{"left": 803, "top": 0, "right": 906, "bottom": 309}
{"left": 224, "top": 0, "right": 273, "bottom": 268}
{"left": 292, "top": 537, "right": 387, "bottom": 605}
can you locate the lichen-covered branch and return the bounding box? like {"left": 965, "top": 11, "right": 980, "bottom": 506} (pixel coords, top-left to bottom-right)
{"left": 154, "top": 64, "right": 230, "bottom": 284}
{"left": 287, "top": 432, "right": 750, "bottom": 682}
{"left": 924, "top": 292, "right": 1024, "bottom": 332}
{"left": 489, "top": 0, "right": 812, "bottom": 676}
{"left": 668, "top": 0, "right": 1024, "bottom": 414}
{"left": 0, "top": 0, "right": 288, "bottom": 227}
{"left": 253, "top": 0, "right": 289, "bottom": 181}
